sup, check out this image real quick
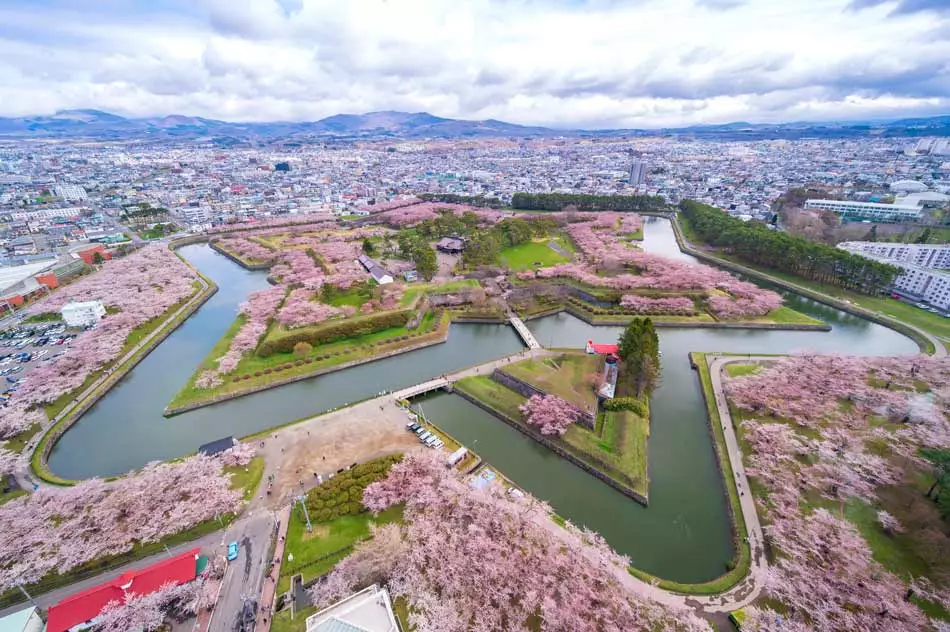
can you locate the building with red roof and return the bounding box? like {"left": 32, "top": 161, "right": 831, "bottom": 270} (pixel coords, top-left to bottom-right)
{"left": 46, "top": 548, "right": 200, "bottom": 632}
{"left": 586, "top": 339, "right": 618, "bottom": 355}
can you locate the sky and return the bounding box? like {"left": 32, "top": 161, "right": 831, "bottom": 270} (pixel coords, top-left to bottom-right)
{"left": 0, "top": 0, "right": 948, "bottom": 128}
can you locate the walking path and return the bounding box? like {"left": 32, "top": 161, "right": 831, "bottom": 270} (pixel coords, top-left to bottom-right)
{"left": 507, "top": 311, "right": 541, "bottom": 350}
{"left": 254, "top": 505, "right": 291, "bottom": 632}
{"left": 16, "top": 272, "right": 211, "bottom": 490}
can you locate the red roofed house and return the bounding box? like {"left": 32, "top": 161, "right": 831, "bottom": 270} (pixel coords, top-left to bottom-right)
{"left": 46, "top": 548, "right": 200, "bottom": 632}
{"left": 586, "top": 339, "right": 618, "bottom": 356}
{"left": 76, "top": 244, "right": 111, "bottom": 265}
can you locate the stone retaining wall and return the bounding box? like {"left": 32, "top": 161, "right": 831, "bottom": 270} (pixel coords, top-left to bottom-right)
{"left": 164, "top": 332, "right": 451, "bottom": 416}
{"left": 491, "top": 368, "right": 596, "bottom": 430}
{"left": 207, "top": 240, "right": 272, "bottom": 271}
{"left": 37, "top": 280, "right": 219, "bottom": 483}
{"left": 454, "top": 388, "right": 648, "bottom": 506}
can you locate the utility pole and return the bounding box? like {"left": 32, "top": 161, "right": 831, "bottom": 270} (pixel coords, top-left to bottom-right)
{"left": 297, "top": 495, "right": 312, "bottom": 533}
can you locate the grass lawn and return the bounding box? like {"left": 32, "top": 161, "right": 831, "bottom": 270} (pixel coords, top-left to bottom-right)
{"left": 226, "top": 456, "right": 266, "bottom": 501}
{"left": 2, "top": 423, "right": 41, "bottom": 454}
{"left": 169, "top": 310, "right": 448, "bottom": 411}
{"left": 503, "top": 353, "right": 601, "bottom": 412}
{"left": 456, "top": 372, "right": 651, "bottom": 499}
{"left": 0, "top": 488, "right": 27, "bottom": 506}
{"left": 271, "top": 605, "right": 318, "bottom": 632}
{"left": 500, "top": 238, "right": 571, "bottom": 271}
{"left": 326, "top": 285, "right": 373, "bottom": 309}
{"left": 751, "top": 305, "right": 826, "bottom": 327}
{"left": 725, "top": 363, "right": 761, "bottom": 378}
{"left": 277, "top": 505, "right": 404, "bottom": 594}
{"left": 455, "top": 375, "right": 527, "bottom": 420}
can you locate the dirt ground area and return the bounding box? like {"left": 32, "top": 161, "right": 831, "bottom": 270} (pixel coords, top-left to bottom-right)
{"left": 250, "top": 396, "right": 422, "bottom": 510}
{"left": 435, "top": 251, "right": 459, "bottom": 281}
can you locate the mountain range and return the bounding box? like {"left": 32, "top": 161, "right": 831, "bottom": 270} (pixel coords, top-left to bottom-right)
{"left": 0, "top": 109, "right": 948, "bottom": 142}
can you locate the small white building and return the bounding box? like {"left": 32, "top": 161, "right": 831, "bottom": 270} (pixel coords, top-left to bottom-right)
{"left": 306, "top": 584, "right": 399, "bottom": 632}
{"left": 61, "top": 300, "right": 106, "bottom": 327}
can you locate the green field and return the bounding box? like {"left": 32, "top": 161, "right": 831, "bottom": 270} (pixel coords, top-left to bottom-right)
{"left": 454, "top": 367, "right": 651, "bottom": 499}
{"left": 226, "top": 456, "right": 265, "bottom": 501}
{"left": 500, "top": 238, "right": 571, "bottom": 271}
{"left": 725, "top": 363, "right": 761, "bottom": 378}
{"left": 277, "top": 505, "right": 404, "bottom": 594}
{"left": 503, "top": 353, "right": 601, "bottom": 412}
{"left": 169, "top": 310, "right": 446, "bottom": 410}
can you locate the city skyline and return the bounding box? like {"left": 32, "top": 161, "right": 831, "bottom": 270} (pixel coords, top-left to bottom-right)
{"left": 0, "top": 0, "right": 948, "bottom": 128}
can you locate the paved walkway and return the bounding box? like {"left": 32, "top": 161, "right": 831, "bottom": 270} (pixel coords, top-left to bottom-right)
{"left": 254, "top": 505, "right": 290, "bottom": 631}
{"left": 507, "top": 311, "right": 541, "bottom": 350}
{"left": 16, "top": 271, "right": 212, "bottom": 491}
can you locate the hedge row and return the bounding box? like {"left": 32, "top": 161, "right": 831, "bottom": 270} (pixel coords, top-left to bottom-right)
{"left": 304, "top": 454, "right": 402, "bottom": 522}
{"left": 258, "top": 310, "right": 413, "bottom": 356}
{"left": 602, "top": 397, "right": 648, "bottom": 416}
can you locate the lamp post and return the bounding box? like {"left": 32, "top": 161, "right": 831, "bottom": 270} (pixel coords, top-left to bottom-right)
{"left": 296, "top": 495, "right": 312, "bottom": 533}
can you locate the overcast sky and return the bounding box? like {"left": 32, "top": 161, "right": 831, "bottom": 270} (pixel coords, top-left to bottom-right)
{"left": 0, "top": 0, "right": 948, "bottom": 128}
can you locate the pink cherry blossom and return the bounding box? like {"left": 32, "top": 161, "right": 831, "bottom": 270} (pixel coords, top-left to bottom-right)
{"left": 519, "top": 394, "right": 581, "bottom": 435}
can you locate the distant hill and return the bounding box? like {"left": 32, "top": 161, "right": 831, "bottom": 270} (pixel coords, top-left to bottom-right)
{"left": 0, "top": 109, "right": 947, "bottom": 141}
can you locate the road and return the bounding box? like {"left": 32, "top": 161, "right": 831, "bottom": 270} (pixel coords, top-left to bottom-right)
{"left": 209, "top": 511, "right": 276, "bottom": 632}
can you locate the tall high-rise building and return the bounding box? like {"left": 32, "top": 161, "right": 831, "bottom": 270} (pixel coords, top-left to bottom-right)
{"left": 628, "top": 160, "right": 646, "bottom": 186}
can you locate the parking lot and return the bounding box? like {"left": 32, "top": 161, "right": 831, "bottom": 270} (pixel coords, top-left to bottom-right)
{"left": 0, "top": 321, "right": 77, "bottom": 406}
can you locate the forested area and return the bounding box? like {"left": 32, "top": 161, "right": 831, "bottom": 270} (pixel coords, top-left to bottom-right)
{"left": 417, "top": 193, "right": 504, "bottom": 208}
{"left": 511, "top": 192, "right": 667, "bottom": 212}
{"left": 679, "top": 200, "right": 901, "bottom": 295}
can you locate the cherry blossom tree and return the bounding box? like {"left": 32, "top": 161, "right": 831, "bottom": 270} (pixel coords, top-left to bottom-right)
{"left": 519, "top": 394, "right": 581, "bottom": 435}
{"left": 619, "top": 295, "right": 696, "bottom": 315}
{"left": 94, "top": 580, "right": 201, "bottom": 632}
{"left": 0, "top": 449, "right": 248, "bottom": 590}
{"left": 1, "top": 246, "right": 200, "bottom": 436}
{"left": 725, "top": 353, "right": 950, "bottom": 630}
{"left": 316, "top": 451, "right": 709, "bottom": 632}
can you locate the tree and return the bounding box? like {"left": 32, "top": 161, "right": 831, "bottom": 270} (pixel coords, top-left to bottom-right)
{"left": 519, "top": 394, "right": 580, "bottom": 435}
{"left": 293, "top": 341, "right": 313, "bottom": 358}
{"left": 92, "top": 251, "right": 105, "bottom": 264}
{"left": 679, "top": 200, "right": 902, "bottom": 295}
{"left": 362, "top": 238, "right": 375, "bottom": 255}
{"left": 316, "top": 451, "right": 709, "bottom": 632}
{"left": 616, "top": 318, "right": 659, "bottom": 396}
{"left": 415, "top": 246, "right": 438, "bottom": 281}
{"left": 864, "top": 225, "right": 878, "bottom": 242}
{"left": 916, "top": 227, "right": 932, "bottom": 244}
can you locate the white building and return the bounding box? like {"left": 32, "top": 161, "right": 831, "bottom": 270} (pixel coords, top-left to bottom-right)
{"left": 306, "top": 585, "right": 399, "bottom": 632}
{"left": 804, "top": 199, "right": 921, "bottom": 223}
{"left": 61, "top": 300, "right": 106, "bottom": 327}
{"left": 849, "top": 253, "right": 950, "bottom": 311}
{"left": 54, "top": 184, "right": 88, "bottom": 201}
{"left": 837, "top": 242, "right": 950, "bottom": 270}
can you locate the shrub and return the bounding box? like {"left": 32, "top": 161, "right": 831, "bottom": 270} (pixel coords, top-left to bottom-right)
{"left": 295, "top": 360, "right": 304, "bottom": 366}
{"left": 264, "top": 368, "right": 273, "bottom": 374}
{"left": 232, "top": 377, "right": 241, "bottom": 382}
{"left": 293, "top": 341, "right": 313, "bottom": 358}
{"left": 243, "top": 374, "right": 251, "bottom": 380}
{"left": 257, "top": 309, "right": 413, "bottom": 356}
{"left": 602, "top": 397, "right": 647, "bottom": 416}
{"left": 254, "top": 371, "right": 262, "bottom": 377}
{"left": 304, "top": 454, "right": 402, "bottom": 518}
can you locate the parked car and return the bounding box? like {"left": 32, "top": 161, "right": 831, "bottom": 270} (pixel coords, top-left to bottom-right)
{"left": 227, "top": 541, "right": 239, "bottom": 561}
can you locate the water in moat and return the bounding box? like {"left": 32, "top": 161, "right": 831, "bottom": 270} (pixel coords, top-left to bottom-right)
{"left": 48, "top": 217, "right": 918, "bottom": 583}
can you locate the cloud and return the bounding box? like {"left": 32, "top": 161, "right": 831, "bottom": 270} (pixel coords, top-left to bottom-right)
{"left": 0, "top": 0, "right": 947, "bottom": 128}
{"left": 848, "top": 0, "right": 950, "bottom": 14}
